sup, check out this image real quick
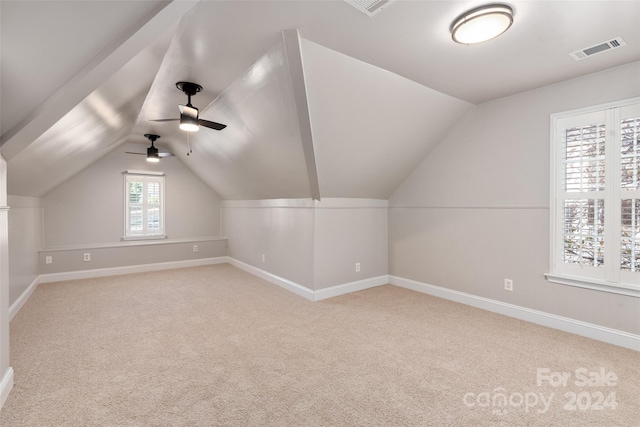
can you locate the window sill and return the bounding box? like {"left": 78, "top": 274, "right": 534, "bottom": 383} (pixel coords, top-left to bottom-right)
{"left": 121, "top": 234, "right": 167, "bottom": 241}
{"left": 545, "top": 273, "right": 640, "bottom": 298}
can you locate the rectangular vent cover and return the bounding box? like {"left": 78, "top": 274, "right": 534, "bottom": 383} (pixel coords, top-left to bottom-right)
{"left": 570, "top": 37, "right": 627, "bottom": 61}
{"left": 344, "top": 0, "right": 396, "bottom": 16}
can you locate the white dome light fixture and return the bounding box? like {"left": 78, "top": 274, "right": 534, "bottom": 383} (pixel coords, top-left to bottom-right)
{"left": 451, "top": 4, "right": 514, "bottom": 44}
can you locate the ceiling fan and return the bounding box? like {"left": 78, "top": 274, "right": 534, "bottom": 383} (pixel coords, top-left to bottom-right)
{"left": 126, "top": 134, "right": 175, "bottom": 162}
{"left": 150, "top": 81, "right": 227, "bottom": 132}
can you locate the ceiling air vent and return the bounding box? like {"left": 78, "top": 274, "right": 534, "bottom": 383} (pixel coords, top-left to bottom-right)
{"left": 569, "top": 37, "right": 627, "bottom": 61}
{"left": 344, "top": 0, "right": 396, "bottom": 16}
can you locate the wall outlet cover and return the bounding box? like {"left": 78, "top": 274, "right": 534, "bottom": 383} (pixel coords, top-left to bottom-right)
{"left": 504, "top": 279, "right": 513, "bottom": 291}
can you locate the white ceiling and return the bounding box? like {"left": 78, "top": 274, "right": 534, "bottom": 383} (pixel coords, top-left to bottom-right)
{"left": 1, "top": 0, "right": 639, "bottom": 199}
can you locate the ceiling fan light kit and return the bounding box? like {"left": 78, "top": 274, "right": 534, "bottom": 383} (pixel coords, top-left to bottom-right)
{"left": 145, "top": 134, "right": 161, "bottom": 162}
{"left": 451, "top": 4, "right": 514, "bottom": 44}
{"left": 146, "top": 149, "right": 160, "bottom": 162}
{"left": 177, "top": 81, "right": 202, "bottom": 132}
{"left": 179, "top": 104, "right": 200, "bottom": 132}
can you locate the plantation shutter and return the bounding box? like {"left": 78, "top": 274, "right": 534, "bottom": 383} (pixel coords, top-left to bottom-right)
{"left": 556, "top": 111, "right": 607, "bottom": 282}
{"left": 124, "top": 173, "right": 165, "bottom": 239}
{"left": 620, "top": 105, "right": 640, "bottom": 282}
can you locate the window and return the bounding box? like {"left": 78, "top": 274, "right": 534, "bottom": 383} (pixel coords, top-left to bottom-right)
{"left": 124, "top": 172, "right": 165, "bottom": 240}
{"left": 548, "top": 98, "right": 640, "bottom": 296}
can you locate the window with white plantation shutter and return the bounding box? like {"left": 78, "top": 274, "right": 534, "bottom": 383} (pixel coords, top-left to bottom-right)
{"left": 124, "top": 172, "right": 165, "bottom": 240}
{"left": 548, "top": 99, "right": 640, "bottom": 296}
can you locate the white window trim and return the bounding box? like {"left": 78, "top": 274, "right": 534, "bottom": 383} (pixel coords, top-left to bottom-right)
{"left": 547, "top": 97, "right": 640, "bottom": 298}
{"left": 544, "top": 274, "right": 640, "bottom": 298}
{"left": 123, "top": 172, "right": 166, "bottom": 241}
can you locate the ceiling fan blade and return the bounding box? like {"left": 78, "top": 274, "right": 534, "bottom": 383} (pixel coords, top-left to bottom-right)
{"left": 149, "top": 118, "right": 179, "bottom": 122}
{"left": 198, "top": 119, "right": 227, "bottom": 130}
{"left": 126, "top": 152, "right": 173, "bottom": 157}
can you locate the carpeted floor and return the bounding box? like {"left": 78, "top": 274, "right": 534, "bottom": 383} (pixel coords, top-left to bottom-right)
{"left": 1, "top": 264, "right": 638, "bottom": 426}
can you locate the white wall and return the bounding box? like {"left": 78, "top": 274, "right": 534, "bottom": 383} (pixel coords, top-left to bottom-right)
{"left": 222, "top": 199, "right": 388, "bottom": 291}
{"left": 222, "top": 200, "right": 315, "bottom": 289}
{"left": 7, "top": 196, "right": 41, "bottom": 307}
{"left": 43, "top": 142, "right": 222, "bottom": 247}
{"left": 314, "top": 200, "right": 388, "bottom": 290}
{"left": 389, "top": 62, "right": 640, "bottom": 335}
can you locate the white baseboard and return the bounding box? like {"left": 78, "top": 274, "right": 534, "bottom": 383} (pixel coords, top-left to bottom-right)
{"left": 314, "top": 275, "right": 388, "bottom": 301}
{"left": 9, "top": 276, "right": 40, "bottom": 321}
{"left": 389, "top": 275, "right": 640, "bottom": 352}
{"left": 226, "top": 257, "right": 315, "bottom": 301}
{"left": 225, "top": 257, "right": 387, "bottom": 302}
{"left": 0, "top": 368, "right": 13, "bottom": 411}
{"left": 39, "top": 257, "right": 227, "bottom": 284}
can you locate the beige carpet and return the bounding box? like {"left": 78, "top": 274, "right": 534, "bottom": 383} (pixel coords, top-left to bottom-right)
{"left": 1, "top": 264, "right": 638, "bottom": 426}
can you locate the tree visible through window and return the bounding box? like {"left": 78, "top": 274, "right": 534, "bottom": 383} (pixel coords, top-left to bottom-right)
{"left": 124, "top": 173, "right": 165, "bottom": 239}
{"left": 549, "top": 99, "right": 639, "bottom": 294}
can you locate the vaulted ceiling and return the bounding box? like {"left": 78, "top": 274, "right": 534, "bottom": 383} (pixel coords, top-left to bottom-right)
{"left": 2, "top": 0, "right": 639, "bottom": 199}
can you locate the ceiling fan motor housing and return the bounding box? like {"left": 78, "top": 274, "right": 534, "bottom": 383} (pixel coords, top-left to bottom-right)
{"left": 176, "top": 81, "right": 202, "bottom": 99}
{"left": 144, "top": 134, "right": 160, "bottom": 161}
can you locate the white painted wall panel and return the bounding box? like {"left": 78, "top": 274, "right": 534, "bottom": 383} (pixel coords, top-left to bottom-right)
{"left": 222, "top": 203, "right": 315, "bottom": 289}
{"left": 389, "top": 62, "right": 640, "bottom": 335}
{"left": 314, "top": 206, "right": 387, "bottom": 290}
{"left": 39, "top": 239, "right": 227, "bottom": 275}
{"left": 7, "top": 196, "right": 41, "bottom": 306}
{"left": 222, "top": 199, "right": 389, "bottom": 292}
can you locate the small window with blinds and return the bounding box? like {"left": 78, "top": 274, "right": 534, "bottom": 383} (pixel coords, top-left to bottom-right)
{"left": 124, "top": 172, "right": 165, "bottom": 240}
{"left": 548, "top": 98, "right": 640, "bottom": 296}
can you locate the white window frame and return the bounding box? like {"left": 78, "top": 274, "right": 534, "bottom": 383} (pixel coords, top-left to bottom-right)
{"left": 123, "top": 171, "right": 166, "bottom": 241}
{"left": 547, "top": 97, "right": 640, "bottom": 298}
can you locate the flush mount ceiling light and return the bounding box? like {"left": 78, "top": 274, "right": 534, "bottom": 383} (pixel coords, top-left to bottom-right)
{"left": 451, "top": 4, "right": 514, "bottom": 44}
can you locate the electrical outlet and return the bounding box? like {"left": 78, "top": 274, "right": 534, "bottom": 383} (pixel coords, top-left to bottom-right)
{"left": 84, "top": 253, "right": 91, "bottom": 262}
{"left": 193, "top": 245, "right": 199, "bottom": 253}
{"left": 355, "top": 262, "right": 361, "bottom": 272}
{"left": 261, "top": 254, "right": 266, "bottom": 263}
{"left": 45, "top": 256, "right": 52, "bottom": 265}
{"left": 504, "top": 278, "right": 513, "bottom": 292}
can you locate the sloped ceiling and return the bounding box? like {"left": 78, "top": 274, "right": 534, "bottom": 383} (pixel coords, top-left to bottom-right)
{"left": 161, "top": 40, "right": 313, "bottom": 200}
{"left": 6, "top": 39, "right": 171, "bottom": 196}
{"left": 302, "top": 39, "right": 472, "bottom": 199}
{"left": 0, "top": 0, "right": 170, "bottom": 135}
{"left": 1, "top": 1, "right": 639, "bottom": 200}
